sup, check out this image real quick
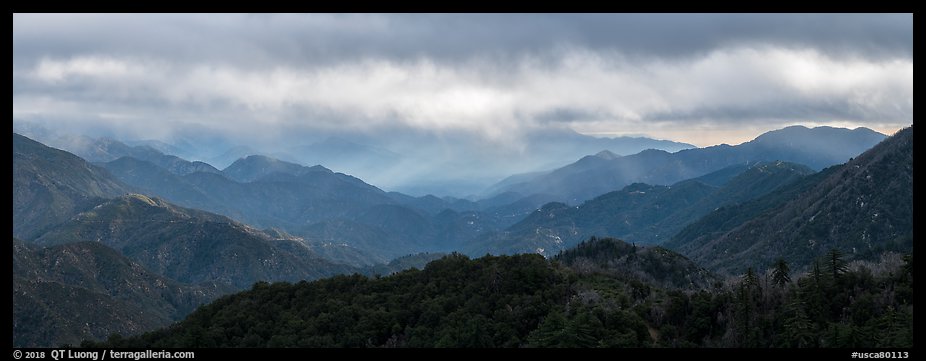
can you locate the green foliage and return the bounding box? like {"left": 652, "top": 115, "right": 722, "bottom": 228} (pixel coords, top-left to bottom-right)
{"left": 84, "top": 242, "right": 913, "bottom": 348}
{"left": 772, "top": 259, "right": 792, "bottom": 287}
{"left": 554, "top": 237, "right": 718, "bottom": 289}
{"left": 90, "top": 253, "right": 574, "bottom": 348}
{"left": 827, "top": 249, "right": 849, "bottom": 283}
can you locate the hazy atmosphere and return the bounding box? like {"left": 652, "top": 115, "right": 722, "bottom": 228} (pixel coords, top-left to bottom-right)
{"left": 13, "top": 13, "right": 912, "bottom": 195}
{"left": 13, "top": 13, "right": 913, "bottom": 350}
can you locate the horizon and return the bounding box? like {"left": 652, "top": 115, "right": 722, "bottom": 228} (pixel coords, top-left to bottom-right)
{"left": 11, "top": 122, "right": 894, "bottom": 200}
{"left": 579, "top": 123, "right": 904, "bottom": 148}
{"left": 13, "top": 13, "right": 912, "bottom": 195}
{"left": 11, "top": 122, "right": 895, "bottom": 162}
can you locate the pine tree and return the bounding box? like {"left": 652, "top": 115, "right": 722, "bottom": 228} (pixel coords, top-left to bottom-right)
{"left": 742, "top": 267, "right": 762, "bottom": 298}
{"left": 782, "top": 300, "right": 814, "bottom": 347}
{"left": 528, "top": 310, "right": 566, "bottom": 347}
{"left": 734, "top": 268, "right": 763, "bottom": 347}
{"left": 742, "top": 267, "right": 759, "bottom": 290}
{"left": 563, "top": 311, "right": 599, "bottom": 348}
{"left": 827, "top": 248, "right": 849, "bottom": 283}
{"left": 772, "top": 259, "right": 791, "bottom": 287}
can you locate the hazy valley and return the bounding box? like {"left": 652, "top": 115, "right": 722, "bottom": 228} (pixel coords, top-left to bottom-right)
{"left": 12, "top": 125, "right": 912, "bottom": 347}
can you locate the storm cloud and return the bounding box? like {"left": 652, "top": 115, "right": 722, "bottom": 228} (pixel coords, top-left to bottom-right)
{"left": 13, "top": 13, "right": 912, "bottom": 148}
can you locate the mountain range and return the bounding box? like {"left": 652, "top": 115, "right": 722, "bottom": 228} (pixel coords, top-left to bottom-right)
{"left": 493, "top": 126, "right": 886, "bottom": 202}
{"left": 12, "top": 123, "right": 697, "bottom": 198}
{"left": 95, "top": 146, "right": 554, "bottom": 262}
{"left": 11, "top": 124, "right": 911, "bottom": 348}
{"left": 666, "top": 126, "right": 913, "bottom": 274}
{"left": 468, "top": 161, "right": 815, "bottom": 256}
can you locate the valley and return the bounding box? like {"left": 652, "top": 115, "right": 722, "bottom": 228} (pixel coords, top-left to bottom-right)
{"left": 11, "top": 126, "right": 912, "bottom": 347}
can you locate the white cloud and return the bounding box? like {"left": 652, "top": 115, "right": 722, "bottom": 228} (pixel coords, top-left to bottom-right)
{"left": 14, "top": 45, "right": 912, "bottom": 146}
{"left": 32, "top": 56, "right": 150, "bottom": 82}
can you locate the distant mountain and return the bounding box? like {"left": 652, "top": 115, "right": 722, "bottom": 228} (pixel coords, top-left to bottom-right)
{"left": 13, "top": 133, "right": 130, "bottom": 240}
{"left": 360, "top": 252, "right": 448, "bottom": 276}
{"left": 482, "top": 171, "right": 551, "bottom": 197}
{"left": 42, "top": 135, "right": 221, "bottom": 176}
{"left": 101, "top": 152, "right": 525, "bottom": 262}
{"left": 518, "top": 127, "right": 694, "bottom": 166}
{"left": 386, "top": 191, "right": 563, "bottom": 229}
{"left": 480, "top": 193, "right": 566, "bottom": 227}
{"left": 494, "top": 126, "right": 885, "bottom": 202}
{"left": 352, "top": 127, "right": 696, "bottom": 197}
{"left": 286, "top": 136, "right": 402, "bottom": 174}
{"left": 386, "top": 192, "right": 469, "bottom": 215}
{"left": 471, "top": 161, "right": 814, "bottom": 256}
{"left": 222, "top": 155, "right": 314, "bottom": 182}
{"left": 668, "top": 127, "right": 913, "bottom": 275}
{"left": 34, "top": 194, "right": 355, "bottom": 289}
{"left": 745, "top": 126, "right": 889, "bottom": 169}
{"left": 480, "top": 150, "right": 619, "bottom": 199}
{"left": 13, "top": 240, "right": 225, "bottom": 347}
{"left": 40, "top": 134, "right": 142, "bottom": 163}
{"left": 298, "top": 206, "right": 505, "bottom": 261}
{"left": 207, "top": 145, "right": 258, "bottom": 170}
{"left": 103, "top": 154, "right": 398, "bottom": 230}
{"left": 125, "top": 139, "right": 186, "bottom": 157}
{"left": 101, "top": 157, "right": 221, "bottom": 212}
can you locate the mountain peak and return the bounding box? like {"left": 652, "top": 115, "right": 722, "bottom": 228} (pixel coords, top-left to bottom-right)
{"left": 223, "top": 155, "right": 308, "bottom": 182}
{"left": 638, "top": 148, "right": 670, "bottom": 156}
{"left": 235, "top": 154, "right": 289, "bottom": 165}
{"left": 496, "top": 125, "right": 889, "bottom": 202}
{"left": 122, "top": 193, "right": 163, "bottom": 207}
{"left": 671, "top": 126, "right": 912, "bottom": 274}
{"left": 752, "top": 125, "right": 885, "bottom": 144}
{"left": 594, "top": 150, "right": 620, "bottom": 160}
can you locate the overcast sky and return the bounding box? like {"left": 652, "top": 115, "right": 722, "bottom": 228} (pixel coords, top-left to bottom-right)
{"left": 12, "top": 13, "right": 913, "bottom": 147}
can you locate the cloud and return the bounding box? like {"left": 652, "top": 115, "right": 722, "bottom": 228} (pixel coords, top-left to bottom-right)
{"left": 12, "top": 13, "right": 913, "bottom": 148}
{"left": 13, "top": 14, "right": 912, "bottom": 66}
{"left": 13, "top": 46, "right": 911, "bottom": 145}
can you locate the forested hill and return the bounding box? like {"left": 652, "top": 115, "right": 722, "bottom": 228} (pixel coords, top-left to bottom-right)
{"left": 554, "top": 237, "right": 717, "bottom": 290}
{"left": 86, "top": 238, "right": 912, "bottom": 348}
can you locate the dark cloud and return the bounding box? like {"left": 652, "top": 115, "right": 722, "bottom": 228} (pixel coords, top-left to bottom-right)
{"left": 12, "top": 13, "right": 913, "bottom": 172}
{"left": 13, "top": 14, "right": 912, "bottom": 69}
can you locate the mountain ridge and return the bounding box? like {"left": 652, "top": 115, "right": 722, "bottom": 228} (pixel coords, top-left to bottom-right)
{"left": 13, "top": 133, "right": 132, "bottom": 240}
{"left": 34, "top": 194, "right": 356, "bottom": 289}
{"left": 470, "top": 161, "right": 814, "bottom": 256}
{"left": 492, "top": 126, "right": 885, "bottom": 202}
{"left": 668, "top": 127, "right": 913, "bottom": 274}
{"left": 13, "top": 239, "right": 226, "bottom": 347}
